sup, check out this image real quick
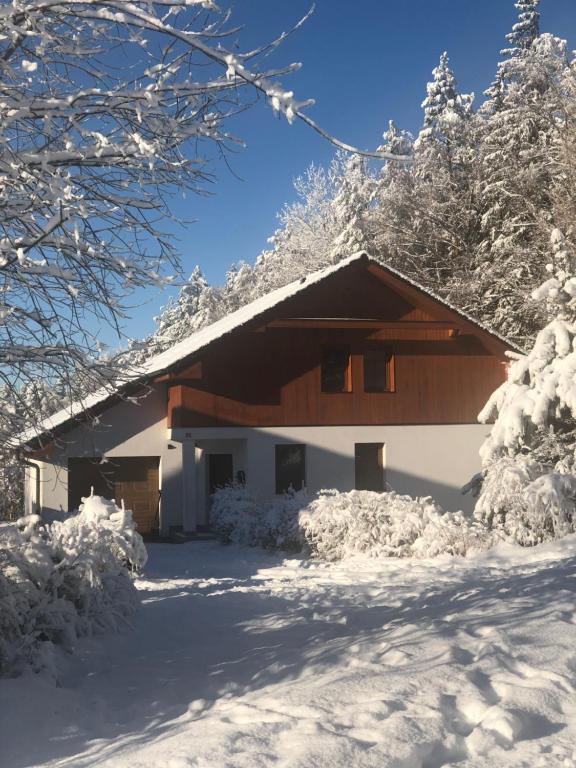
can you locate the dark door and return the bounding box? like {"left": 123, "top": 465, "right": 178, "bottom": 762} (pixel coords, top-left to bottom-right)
{"left": 68, "top": 457, "right": 160, "bottom": 534}
{"left": 354, "top": 443, "right": 384, "bottom": 492}
{"left": 208, "top": 453, "right": 234, "bottom": 495}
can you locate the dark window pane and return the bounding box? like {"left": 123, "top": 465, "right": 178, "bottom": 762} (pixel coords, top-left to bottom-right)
{"left": 275, "top": 444, "right": 306, "bottom": 494}
{"left": 208, "top": 454, "right": 234, "bottom": 495}
{"left": 364, "top": 348, "right": 393, "bottom": 392}
{"left": 355, "top": 443, "right": 384, "bottom": 492}
{"left": 321, "top": 346, "right": 351, "bottom": 393}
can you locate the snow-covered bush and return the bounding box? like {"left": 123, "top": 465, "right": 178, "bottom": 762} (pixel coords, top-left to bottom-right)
{"left": 211, "top": 485, "right": 490, "bottom": 560}
{"left": 475, "top": 230, "right": 576, "bottom": 545}
{"left": 0, "top": 495, "right": 146, "bottom": 678}
{"left": 210, "top": 485, "right": 304, "bottom": 552}
{"left": 475, "top": 458, "right": 576, "bottom": 546}
{"left": 210, "top": 485, "right": 263, "bottom": 546}
{"left": 298, "top": 490, "right": 491, "bottom": 561}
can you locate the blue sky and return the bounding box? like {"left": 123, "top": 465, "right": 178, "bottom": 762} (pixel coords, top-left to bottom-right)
{"left": 113, "top": 0, "right": 576, "bottom": 347}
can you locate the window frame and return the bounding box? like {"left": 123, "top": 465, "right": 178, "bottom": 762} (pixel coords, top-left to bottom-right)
{"left": 320, "top": 344, "right": 352, "bottom": 394}
{"left": 354, "top": 442, "right": 385, "bottom": 492}
{"left": 275, "top": 443, "right": 307, "bottom": 495}
{"left": 363, "top": 346, "right": 395, "bottom": 393}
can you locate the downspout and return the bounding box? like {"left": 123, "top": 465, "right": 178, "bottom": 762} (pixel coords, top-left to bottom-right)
{"left": 20, "top": 457, "right": 41, "bottom": 516}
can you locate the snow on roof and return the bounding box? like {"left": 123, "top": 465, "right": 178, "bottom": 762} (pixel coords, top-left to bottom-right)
{"left": 138, "top": 252, "right": 366, "bottom": 380}
{"left": 16, "top": 251, "right": 518, "bottom": 449}
{"left": 16, "top": 253, "right": 364, "bottom": 448}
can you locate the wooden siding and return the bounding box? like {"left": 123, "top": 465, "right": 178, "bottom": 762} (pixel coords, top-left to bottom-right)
{"left": 163, "top": 265, "right": 509, "bottom": 429}
{"left": 168, "top": 331, "right": 505, "bottom": 428}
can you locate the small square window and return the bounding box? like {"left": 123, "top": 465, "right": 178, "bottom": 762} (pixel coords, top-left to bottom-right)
{"left": 364, "top": 348, "right": 394, "bottom": 392}
{"left": 275, "top": 444, "right": 306, "bottom": 494}
{"left": 321, "top": 346, "right": 351, "bottom": 393}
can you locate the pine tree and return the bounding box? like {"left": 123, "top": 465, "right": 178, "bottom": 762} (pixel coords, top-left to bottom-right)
{"left": 474, "top": 229, "right": 576, "bottom": 544}
{"left": 379, "top": 121, "right": 414, "bottom": 160}
{"left": 472, "top": 20, "right": 571, "bottom": 344}
{"left": 371, "top": 55, "right": 475, "bottom": 295}
{"left": 221, "top": 262, "right": 259, "bottom": 314}
{"left": 122, "top": 267, "right": 223, "bottom": 366}
{"left": 329, "top": 152, "right": 375, "bottom": 262}
{"left": 415, "top": 52, "right": 473, "bottom": 180}
{"left": 503, "top": 0, "right": 541, "bottom": 57}
{"left": 485, "top": 0, "right": 541, "bottom": 110}
{"left": 157, "top": 267, "right": 222, "bottom": 345}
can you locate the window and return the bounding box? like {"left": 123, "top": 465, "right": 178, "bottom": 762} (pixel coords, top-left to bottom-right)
{"left": 364, "top": 348, "right": 394, "bottom": 392}
{"left": 355, "top": 443, "right": 384, "bottom": 492}
{"left": 275, "top": 444, "right": 306, "bottom": 494}
{"left": 321, "top": 346, "right": 351, "bottom": 393}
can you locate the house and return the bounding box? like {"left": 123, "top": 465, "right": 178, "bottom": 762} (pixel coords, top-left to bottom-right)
{"left": 20, "top": 253, "right": 516, "bottom": 534}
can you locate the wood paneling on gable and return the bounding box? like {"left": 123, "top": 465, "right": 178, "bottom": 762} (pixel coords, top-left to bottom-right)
{"left": 165, "top": 263, "right": 508, "bottom": 429}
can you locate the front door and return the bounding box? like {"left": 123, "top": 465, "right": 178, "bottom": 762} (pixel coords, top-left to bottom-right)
{"left": 208, "top": 453, "right": 234, "bottom": 496}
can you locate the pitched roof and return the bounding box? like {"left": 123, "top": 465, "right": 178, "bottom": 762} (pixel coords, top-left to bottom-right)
{"left": 16, "top": 252, "right": 518, "bottom": 449}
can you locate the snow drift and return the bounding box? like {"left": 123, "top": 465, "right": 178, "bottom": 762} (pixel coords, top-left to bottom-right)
{"left": 0, "top": 494, "right": 147, "bottom": 678}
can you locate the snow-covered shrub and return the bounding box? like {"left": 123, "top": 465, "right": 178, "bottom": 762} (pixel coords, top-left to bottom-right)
{"left": 212, "top": 485, "right": 490, "bottom": 560}
{"left": 210, "top": 485, "right": 263, "bottom": 546}
{"left": 298, "top": 490, "right": 491, "bottom": 560}
{"left": 0, "top": 495, "right": 146, "bottom": 678}
{"left": 475, "top": 458, "right": 576, "bottom": 546}
{"left": 210, "top": 484, "right": 305, "bottom": 551}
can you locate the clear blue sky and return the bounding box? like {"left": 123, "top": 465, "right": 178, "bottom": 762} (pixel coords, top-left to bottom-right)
{"left": 114, "top": 0, "right": 576, "bottom": 347}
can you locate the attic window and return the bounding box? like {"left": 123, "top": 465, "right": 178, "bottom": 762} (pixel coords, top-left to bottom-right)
{"left": 364, "top": 348, "right": 394, "bottom": 392}
{"left": 321, "top": 346, "right": 351, "bottom": 393}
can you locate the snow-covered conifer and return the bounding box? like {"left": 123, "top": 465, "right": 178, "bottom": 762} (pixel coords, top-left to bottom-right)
{"left": 329, "top": 152, "right": 376, "bottom": 262}
{"left": 475, "top": 229, "right": 576, "bottom": 543}
{"left": 415, "top": 52, "right": 473, "bottom": 180}
{"left": 485, "top": 0, "right": 541, "bottom": 109}
{"left": 379, "top": 121, "right": 415, "bottom": 160}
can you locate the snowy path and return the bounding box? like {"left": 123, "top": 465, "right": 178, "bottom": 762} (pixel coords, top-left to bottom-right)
{"left": 2, "top": 540, "right": 576, "bottom": 768}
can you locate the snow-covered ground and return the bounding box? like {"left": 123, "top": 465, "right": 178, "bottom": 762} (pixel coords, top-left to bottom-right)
{"left": 2, "top": 539, "right": 576, "bottom": 768}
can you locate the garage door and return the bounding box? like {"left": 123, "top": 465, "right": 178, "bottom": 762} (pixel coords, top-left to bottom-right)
{"left": 68, "top": 457, "right": 160, "bottom": 534}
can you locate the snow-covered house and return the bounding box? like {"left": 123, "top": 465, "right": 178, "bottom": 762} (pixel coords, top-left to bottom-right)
{"left": 21, "top": 253, "right": 516, "bottom": 534}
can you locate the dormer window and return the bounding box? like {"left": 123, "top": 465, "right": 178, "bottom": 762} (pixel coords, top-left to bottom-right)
{"left": 364, "top": 347, "right": 394, "bottom": 392}
{"left": 321, "top": 346, "right": 351, "bottom": 393}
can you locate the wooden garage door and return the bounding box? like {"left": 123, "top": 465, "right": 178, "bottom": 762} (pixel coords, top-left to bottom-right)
{"left": 68, "top": 457, "right": 160, "bottom": 534}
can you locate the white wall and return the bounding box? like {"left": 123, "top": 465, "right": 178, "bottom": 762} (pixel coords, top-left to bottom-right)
{"left": 172, "top": 424, "right": 490, "bottom": 515}
{"left": 32, "top": 398, "right": 490, "bottom": 533}
{"left": 30, "top": 385, "right": 185, "bottom": 534}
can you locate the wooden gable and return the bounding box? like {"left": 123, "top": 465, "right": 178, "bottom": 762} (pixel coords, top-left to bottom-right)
{"left": 166, "top": 260, "right": 509, "bottom": 429}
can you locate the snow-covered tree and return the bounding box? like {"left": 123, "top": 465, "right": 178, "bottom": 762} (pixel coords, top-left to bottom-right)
{"left": 479, "top": 229, "right": 576, "bottom": 465}
{"left": 371, "top": 55, "right": 476, "bottom": 296}
{"left": 415, "top": 52, "right": 473, "bottom": 180}
{"left": 254, "top": 161, "right": 343, "bottom": 291}
{"left": 379, "top": 120, "right": 415, "bottom": 160}
{"left": 221, "top": 262, "right": 260, "bottom": 315}
{"left": 0, "top": 0, "right": 349, "bottom": 445}
{"left": 329, "top": 152, "right": 375, "bottom": 261}
{"left": 123, "top": 267, "right": 223, "bottom": 366}
{"left": 471, "top": 0, "right": 572, "bottom": 343}
{"left": 475, "top": 229, "right": 576, "bottom": 543}
{"left": 485, "top": 0, "right": 541, "bottom": 107}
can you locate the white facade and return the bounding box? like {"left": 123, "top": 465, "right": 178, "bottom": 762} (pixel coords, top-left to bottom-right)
{"left": 26, "top": 388, "right": 490, "bottom": 532}
{"left": 172, "top": 424, "right": 489, "bottom": 529}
